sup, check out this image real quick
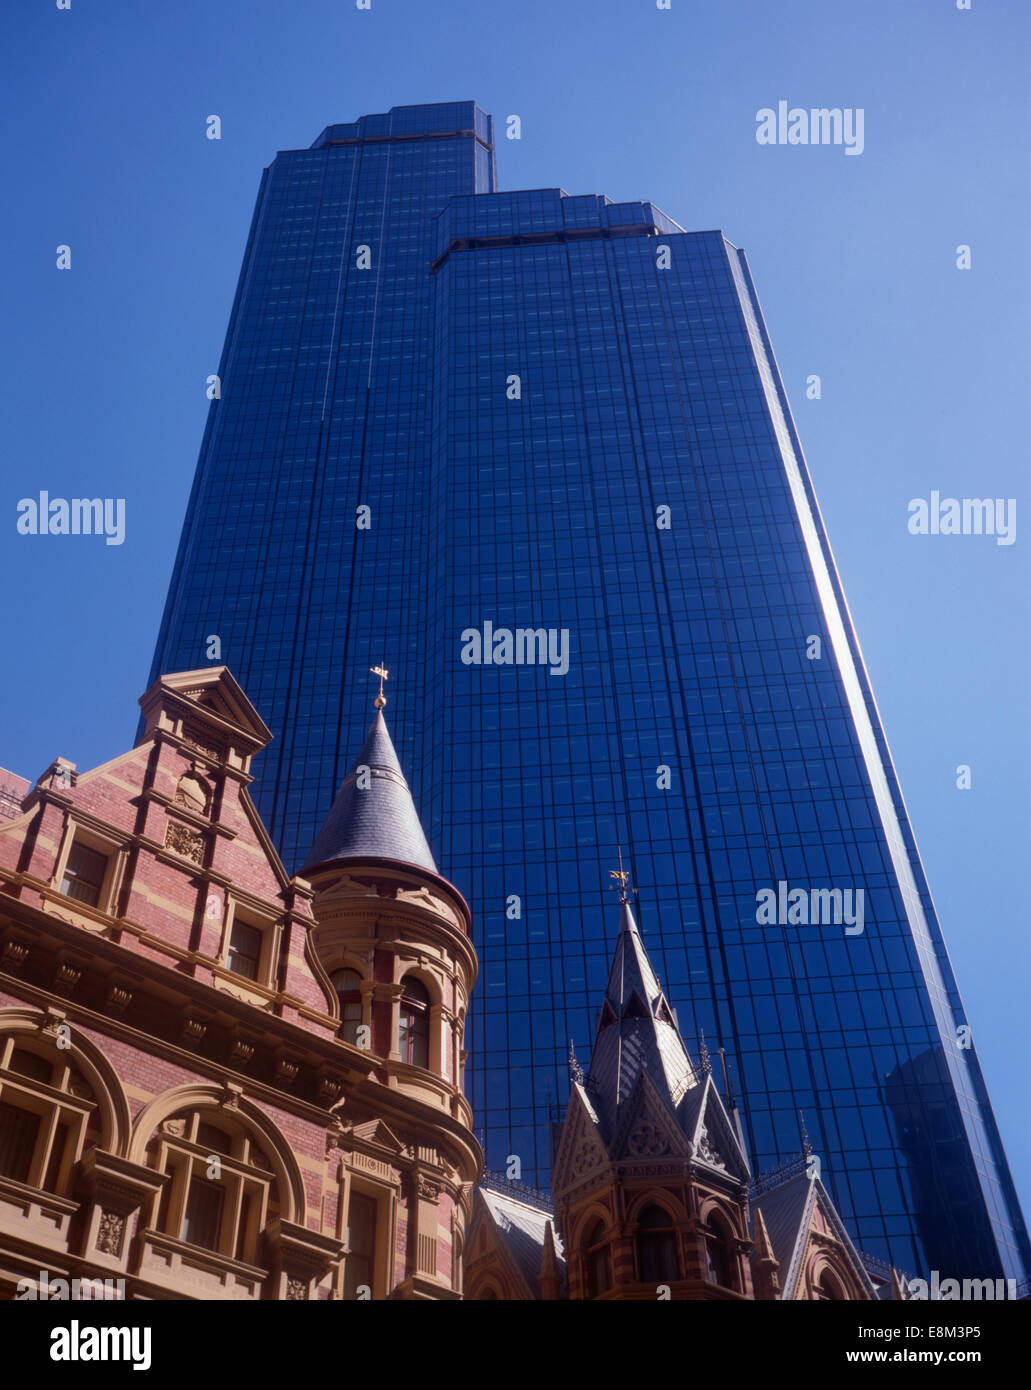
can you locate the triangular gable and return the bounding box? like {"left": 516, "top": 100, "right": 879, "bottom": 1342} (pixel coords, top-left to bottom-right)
{"left": 350, "top": 1117, "right": 406, "bottom": 1155}
{"left": 609, "top": 1069, "right": 692, "bottom": 1162}
{"left": 687, "top": 1075, "right": 750, "bottom": 1182}
{"left": 552, "top": 1083, "right": 610, "bottom": 1194}
{"left": 139, "top": 667, "right": 273, "bottom": 749}
{"left": 804, "top": 1180, "right": 878, "bottom": 1298}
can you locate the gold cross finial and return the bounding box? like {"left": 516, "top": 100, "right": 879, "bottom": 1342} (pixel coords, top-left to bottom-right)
{"left": 370, "top": 664, "right": 389, "bottom": 709}
{"left": 608, "top": 845, "right": 633, "bottom": 903}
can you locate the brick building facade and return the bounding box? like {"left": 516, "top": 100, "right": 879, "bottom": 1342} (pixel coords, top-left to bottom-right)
{"left": 0, "top": 668, "right": 478, "bottom": 1300}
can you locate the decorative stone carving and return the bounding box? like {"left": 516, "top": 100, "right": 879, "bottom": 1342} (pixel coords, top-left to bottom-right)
{"left": 164, "top": 821, "right": 205, "bottom": 864}
{"left": 0, "top": 940, "right": 29, "bottom": 973}
{"left": 175, "top": 774, "right": 209, "bottom": 815}
{"left": 162, "top": 1118, "right": 187, "bottom": 1138}
{"left": 696, "top": 1125, "right": 726, "bottom": 1170}
{"left": 415, "top": 1174, "right": 441, "bottom": 1203}
{"left": 181, "top": 1016, "right": 208, "bottom": 1047}
{"left": 221, "top": 1082, "right": 243, "bottom": 1110}
{"left": 96, "top": 1209, "right": 126, "bottom": 1257}
{"left": 229, "top": 1039, "right": 255, "bottom": 1068}
{"left": 274, "top": 1058, "right": 299, "bottom": 1088}
{"left": 317, "top": 1077, "right": 343, "bottom": 1106}
{"left": 627, "top": 1121, "right": 668, "bottom": 1158}
{"left": 286, "top": 1278, "right": 308, "bottom": 1300}
{"left": 571, "top": 1140, "right": 598, "bottom": 1177}
{"left": 52, "top": 963, "right": 82, "bottom": 997}
{"left": 105, "top": 983, "right": 133, "bottom": 1017}
{"left": 181, "top": 725, "right": 224, "bottom": 762}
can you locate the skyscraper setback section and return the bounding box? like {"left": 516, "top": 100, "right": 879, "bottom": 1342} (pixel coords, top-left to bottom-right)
{"left": 148, "top": 102, "right": 1029, "bottom": 1284}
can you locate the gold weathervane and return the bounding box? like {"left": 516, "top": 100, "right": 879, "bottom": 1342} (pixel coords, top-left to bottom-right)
{"left": 609, "top": 846, "right": 635, "bottom": 903}
{"left": 370, "top": 664, "right": 389, "bottom": 709}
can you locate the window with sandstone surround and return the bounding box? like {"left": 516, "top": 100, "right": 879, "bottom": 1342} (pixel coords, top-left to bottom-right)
{"left": 330, "top": 969, "right": 363, "bottom": 1046}
{"left": 702, "top": 1211, "right": 737, "bottom": 1291}
{"left": 226, "top": 919, "right": 263, "bottom": 982}
{"left": 397, "top": 976, "right": 430, "bottom": 1068}
{"left": 582, "top": 1219, "right": 611, "bottom": 1297}
{"left": 0, "top": 1037, "right": 100, "bottom": 1196}
{"left": 635, "top": 1203, "right": 679, "bottom": 1284}
{"left": 343, "top": 1189, "right": 377, "bottom": 1299}
{"left": 60, "top": 840, "right": 108, "bottom": 908}
{"left": 146, "top": 1109, "right": 279, "bottom": 1266}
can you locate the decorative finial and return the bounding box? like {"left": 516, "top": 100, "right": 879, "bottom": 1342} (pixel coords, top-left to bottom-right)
{"left": 370, "top": 663, "right": 389, "bottom": 709}
{"left": 608, "top": 845, "right": 635, "bottom": 904}
{"left": 698, "top": 1028, "right": 712, "bottom": 1075}
{"left": 568, "top": 1038, "right": 584, "bottom": 1086}
{"left": 799, "top": 1109, "right": 812, "bottom": 1157}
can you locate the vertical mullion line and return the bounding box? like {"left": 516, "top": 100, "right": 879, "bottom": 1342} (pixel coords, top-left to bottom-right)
{"left": 608, "top": 228, "right": 758, "bottom": 1152}
{"left": 262, "top": 149, "right": 346, "bottom": 852}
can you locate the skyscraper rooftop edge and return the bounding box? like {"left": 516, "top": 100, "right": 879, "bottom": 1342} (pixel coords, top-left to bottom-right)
{"left": 311, "top": 99, "right": 493, "bottom": 149}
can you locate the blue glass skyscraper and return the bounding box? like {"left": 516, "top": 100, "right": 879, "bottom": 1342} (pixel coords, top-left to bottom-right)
{"left": 148, "top": 102, "right": 1028, "bottom": 1284}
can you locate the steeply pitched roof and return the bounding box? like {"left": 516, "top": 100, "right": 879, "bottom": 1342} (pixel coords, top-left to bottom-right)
{"left": 751, "top": 1171, "right": 813, "bottom": 1288}
{"left": 585, "top": 898, "right": 698, "bottom": 1133}
{"left": 301, "top": 709, "right": 437, "bottom": 875}
{"left": 751, "top": 1167, "right": 876, "bottom": 1299}
{"left": 478, "top": 1187, "right": 566, "bottom": 1298}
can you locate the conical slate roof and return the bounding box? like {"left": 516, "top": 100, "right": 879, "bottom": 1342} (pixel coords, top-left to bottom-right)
{"left": 301, "top": 710, "right": 437, "bottom": 875}
{"left": 585, "top": 897, "right": 698, "bottom": 1127}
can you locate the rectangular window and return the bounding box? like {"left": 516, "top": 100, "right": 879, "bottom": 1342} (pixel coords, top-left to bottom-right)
{"left": 60, "top": 841, "right": 108, "bottom": 907}
{"left": 8, "top": 1050, "right": 52, "bottom": 1084}
{"left": 0, "top": 1102, "right": 41, "bottom": 1184}
{"left": 196, "top": 1122, "right": 233, "bottom": 1156}
{"left": 182, "top": 1179, "right": 224, "bottom": 1251}
{"left": 227, "top": 920, "right": 263, "bottom": 981}
{"left": 343, "top": 1191, "right": 376, "bottom": 1299}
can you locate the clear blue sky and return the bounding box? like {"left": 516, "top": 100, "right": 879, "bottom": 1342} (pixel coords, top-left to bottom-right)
{"left": 3, "top": 0, "right": 1028, "bottom": 1217}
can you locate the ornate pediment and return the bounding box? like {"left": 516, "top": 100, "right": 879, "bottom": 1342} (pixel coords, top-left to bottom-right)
{"left": 552, "top": 1086, "right": 609, "bottom": 1194}
{"left": 610, "top": 1070, "right": 690, "bottom": 1164}
{"left": 687, "top": 1076, "right": 750, "bottom": 1182}
{"left": 350, "top": 1117, "right": 406, "bottom": 1155}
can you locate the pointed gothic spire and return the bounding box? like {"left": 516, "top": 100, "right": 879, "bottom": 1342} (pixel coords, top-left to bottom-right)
{"left": 752, "top": 1208, "right": 781, "bottom": 1299}
{"left": 585, "top": 890, "right": 697, "bottom": 1126}
{"left": 539, "top": 1219, "right": 561, "bottom": 1299}
{"left": 301, "top": 697, "right": 437, "bottom": 876}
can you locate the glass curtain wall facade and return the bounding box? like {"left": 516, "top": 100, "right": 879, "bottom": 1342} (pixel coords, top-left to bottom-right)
{"left": 147, "top": 103, "right": 1028, "bottom": 1285}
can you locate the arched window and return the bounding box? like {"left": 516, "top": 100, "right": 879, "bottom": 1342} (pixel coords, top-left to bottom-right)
{"left": 146, "top": 1108, "right": 280, "bottom": 1265}
{"left": 398, "top": 977, "right": 430, "bottom": 1069}
{"left": 331, "top": 970, "right": 363, "bottom": 1047}
{"left": 814, "top": 1266, "right": 846, "bottom": 1301}
{"left": 0, "top": 1036, "right": 100, "bottom": 1196}
{"left": 702, "top": 1212, "right": 737, "bottom": 1290}
{"left": 636, "top": 1204, "right": 678, "bottom": 1283}
{"left": 583, "top": 1219, "right": 611, "bottom": 1298}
